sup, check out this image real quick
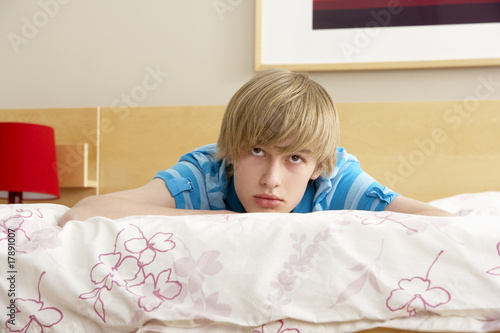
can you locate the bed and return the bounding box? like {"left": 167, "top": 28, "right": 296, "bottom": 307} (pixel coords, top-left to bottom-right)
{"left": 1, "top": 100, "right": 500, "bottom": 332}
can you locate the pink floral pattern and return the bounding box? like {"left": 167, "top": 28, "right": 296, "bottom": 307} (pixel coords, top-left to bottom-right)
{"left": 175, "top": 291, "right": 232, "bottom": 324}
{"left": 1, "top": 208, "right": 61, "bottom": 254}
{"left": 487, "top": 242, "right": 500, "bottom": 277}
{"left": 124, "top": 231, "right": 175, "bottom": 265}
{"left": 253, "top": 320, "right": 300, "bottom": 333}
{"left": 1, "top": 194, "right": 500, "bottom": 332}
{"left": 174, "top": 250, "right": 223, "bottom": 293}
{"left": 386, "top": 251, "right": 451, "bottom": 316}
{"left": 90, "top": 252, "right": 141, "bottom": 288}
{"left": 5, "top": 272, "right": 63, "bottom": 332}
{"left": 267, "top": 229, "right": 332, "bottom": 312}
{"left": 127, "top": 269, "right": 182, "bottom": 312}
{"left": 331, "top": 241, "right": 384, "bottom": 307}
{"left": 79, "top": 224, "right": 182, "bottom": 322}
{"left": 173, "top": 250, "right": 232, "bottom": 324}
{"left": 350, "top": 210, "right": 456, "bottom": 236}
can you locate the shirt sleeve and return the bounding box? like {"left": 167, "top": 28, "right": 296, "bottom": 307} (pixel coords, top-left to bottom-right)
{"left": 316, "top": 148, "right": 400, "bottom": 211}
{"left": 153, "top": 144, "right": 222, "bottom": 210}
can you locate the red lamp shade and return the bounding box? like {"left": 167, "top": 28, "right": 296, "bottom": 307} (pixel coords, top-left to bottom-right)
{"left": 0, "top": 122, "right": 60, "bottom": 203}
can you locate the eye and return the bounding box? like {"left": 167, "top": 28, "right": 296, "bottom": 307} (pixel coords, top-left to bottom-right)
{"left": 289, "top": 155, "right": 303, "bottom": 164}
{"left": 251, "top": 147, "right": 264, "bottom": 156}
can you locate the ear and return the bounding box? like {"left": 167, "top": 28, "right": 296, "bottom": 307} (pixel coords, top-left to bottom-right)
{"left": 311, "top": 164, "right": 323, "bottom": 180}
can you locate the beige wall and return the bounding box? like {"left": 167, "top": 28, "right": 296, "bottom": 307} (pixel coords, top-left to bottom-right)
{"left": 1, "top": 0, "right": 500, "bottom": 109}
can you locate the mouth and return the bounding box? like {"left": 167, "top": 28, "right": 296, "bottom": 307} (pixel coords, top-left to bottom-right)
{"left": 253, "top": 194, "right": 284, "bottom": 209}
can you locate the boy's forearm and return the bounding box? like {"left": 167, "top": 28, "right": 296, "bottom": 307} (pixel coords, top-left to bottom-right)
{"left": 59, "top": 195, "right": 235, "bottom": 226}
{"left": 407, "top": 208, "right": 455, "bottom": 217}
{"left": 385, "top": 196, "right": 454, "bottom": 217}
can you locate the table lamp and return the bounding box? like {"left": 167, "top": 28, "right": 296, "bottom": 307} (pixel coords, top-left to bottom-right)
{"left": 0, "top": 122, "right": 60, "bottom": 204}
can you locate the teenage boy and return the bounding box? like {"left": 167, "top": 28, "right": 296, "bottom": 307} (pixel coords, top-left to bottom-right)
{"left": 60, "top": 69, "right": 451, "bottom": 225}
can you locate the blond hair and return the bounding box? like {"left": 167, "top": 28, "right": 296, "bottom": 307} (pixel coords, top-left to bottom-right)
{"left": 217, "top": 68, "right": 340, "bottom": 176}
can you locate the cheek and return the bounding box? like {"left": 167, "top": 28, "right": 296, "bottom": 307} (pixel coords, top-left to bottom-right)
{"left": 289, "top": 176, "right": 310, "bottom": 196}
{"left": 286, "top": 169, "right": 315, "bottom": 194}
{"left": 294, "top": 167, "right": 318, "bottom": 190}
{"left": 233, "top": 159, "right": 250, "bottom": 178}
{"left": 232, "top": 160, "right": 256, "bottom": 188}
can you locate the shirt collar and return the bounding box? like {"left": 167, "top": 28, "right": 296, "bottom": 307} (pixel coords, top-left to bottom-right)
{"left": 292, "top": 184, "right": 315, "bottom": 213}
{"left": 225, "top": 177, "right": 247, "bottom": 213}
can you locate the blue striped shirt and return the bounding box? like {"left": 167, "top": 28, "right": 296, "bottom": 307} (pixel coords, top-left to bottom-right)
{"left": 154, "top": 144, "right": 399, "bottom": 212}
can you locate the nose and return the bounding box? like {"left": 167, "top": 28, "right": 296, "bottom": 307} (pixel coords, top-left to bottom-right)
{"left": 260, "top": 159, "right": 282, "bottom": 188}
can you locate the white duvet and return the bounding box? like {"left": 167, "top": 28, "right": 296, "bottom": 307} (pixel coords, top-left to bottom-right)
{"left": 1, "top": 192, "right": 500, "bottom": 332}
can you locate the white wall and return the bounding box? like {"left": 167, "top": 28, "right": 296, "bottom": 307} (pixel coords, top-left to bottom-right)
{"left": 1, "top": 0, "right": 499, "bottom": 109}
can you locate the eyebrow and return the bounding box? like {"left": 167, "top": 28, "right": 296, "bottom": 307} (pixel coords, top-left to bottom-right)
{"left": 275, "top": 146, "right": 313, "bottom": 155}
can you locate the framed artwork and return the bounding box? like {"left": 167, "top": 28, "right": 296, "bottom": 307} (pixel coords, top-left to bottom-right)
{"left": 255, "top": 0, "right": 500, "bottom": 71}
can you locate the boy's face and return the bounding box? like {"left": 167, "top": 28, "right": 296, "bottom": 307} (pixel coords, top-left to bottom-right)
{"left": 232, "top": 141, "right": 322, "bottom": 213}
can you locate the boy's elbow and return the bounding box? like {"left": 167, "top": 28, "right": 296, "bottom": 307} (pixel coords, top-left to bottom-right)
{"left": 59, "top": 209, "right": 76, "bottom": 227}
{"left": 58, "top": 196, "right": 98, "bottom": 227}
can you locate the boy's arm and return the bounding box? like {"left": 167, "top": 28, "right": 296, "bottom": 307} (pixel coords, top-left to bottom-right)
{"left": 384, "top": 195, "right": 454, "bottom": 216}
{"left": 59, "top": 178, "right": 234, "bottom": 226}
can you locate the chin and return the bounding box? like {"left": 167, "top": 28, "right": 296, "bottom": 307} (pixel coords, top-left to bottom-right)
{"left": 245, "top": 206, "right": 290, "bottom": 214}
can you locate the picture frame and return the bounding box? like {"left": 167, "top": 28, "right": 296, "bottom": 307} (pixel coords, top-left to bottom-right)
{"left": 255, "top": 0, "right": 500, "bottom": 71}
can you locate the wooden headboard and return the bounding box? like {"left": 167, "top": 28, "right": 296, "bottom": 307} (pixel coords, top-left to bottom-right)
{"left": 1, "top": 100, "right": 499, "bottom": 206}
